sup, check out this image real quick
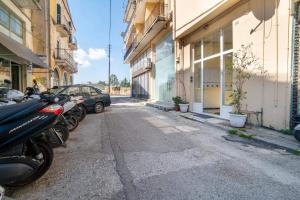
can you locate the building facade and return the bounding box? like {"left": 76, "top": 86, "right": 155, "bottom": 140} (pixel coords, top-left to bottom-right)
{"left": 174, "top": 0, "right": 296, "bottom": 130}
{"left": 0, "top": 0, "right": 77, "bottom": 93}
{"left": 123, "top": 0, "right": 300, "bottom": 130}
{"left": 48, "top": 0, "right": 77, "bottom": 88}
{"left": 0, "top": 0, "right": 48, "bottom": 91}
{"left": 123, "top": 0, "right": 175, "bottom": 102}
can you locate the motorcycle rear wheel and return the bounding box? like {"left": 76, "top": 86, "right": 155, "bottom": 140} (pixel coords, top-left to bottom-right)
{"left": 5, "top": 142, "right": 53, "bottom": 187}
{"left": 79, "top": 106, "right": 87, "bottom": 121}
{"left": 50, "top": 125, "right": 69, "bottom": 147}
{"left": 67, "top": 115, "right": 79, "bottom": 132}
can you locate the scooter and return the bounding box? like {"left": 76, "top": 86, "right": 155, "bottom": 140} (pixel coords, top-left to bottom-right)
{"left": 0, "top": 97, "right": 64, "bottom": 187}
{"left": 70, "top": 95, "right": 86, "bottom": 122}
{"left": 294, "top": 124, "right": 300, "bottom": 142}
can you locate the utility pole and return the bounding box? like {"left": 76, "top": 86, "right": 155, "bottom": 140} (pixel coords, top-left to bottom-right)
{"left": 108, "top": 0, "right": 112, "bottom": 95}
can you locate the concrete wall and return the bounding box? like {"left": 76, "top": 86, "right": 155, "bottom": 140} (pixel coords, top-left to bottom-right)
{"left": 175, "top": 0, "right": 292, "bottom": 130}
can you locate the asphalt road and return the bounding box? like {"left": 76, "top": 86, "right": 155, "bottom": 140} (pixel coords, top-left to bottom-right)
{"left": 9, "top": 97, "right": 300, "bottom": 200}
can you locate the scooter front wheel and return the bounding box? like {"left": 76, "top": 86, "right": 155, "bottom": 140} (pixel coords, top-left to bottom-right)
{"left": 5, "top": 142, "right": 53, "bottom": 187}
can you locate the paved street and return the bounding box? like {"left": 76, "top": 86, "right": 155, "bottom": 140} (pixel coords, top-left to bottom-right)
{"left": 9, "top": 97, "right": 300, "bottom": 200}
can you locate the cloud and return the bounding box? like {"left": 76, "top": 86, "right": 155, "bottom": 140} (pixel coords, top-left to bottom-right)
{"left": 88, "top": 48, "right": 107, "bottom": 60}
{"left": 74, "top": 47, "right": 107, "bottom": 68}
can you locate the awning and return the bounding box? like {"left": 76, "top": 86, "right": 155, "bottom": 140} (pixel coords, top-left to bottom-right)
{"left": 0, "top": 32, "right": 48, "bottom": 68}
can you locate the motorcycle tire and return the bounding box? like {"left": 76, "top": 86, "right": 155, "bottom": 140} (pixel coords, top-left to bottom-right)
{"left": 295, "top": 129, "right": 300, "bottom": 142}
{"left": 5, "top": 142, "right": 53, "bottom": 187}
{"left": 79, "top": 106, "right": 87, "bottom": 121}
{"left": 50, "top": 125, "right": 70, "bottom": 148}
{"left": 67, "top": 115, "right": 79, "bottom": 132}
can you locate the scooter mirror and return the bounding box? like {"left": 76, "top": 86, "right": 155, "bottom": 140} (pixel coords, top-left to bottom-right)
{"left": 0, "top": 186, "right": 4, "bottom": 200}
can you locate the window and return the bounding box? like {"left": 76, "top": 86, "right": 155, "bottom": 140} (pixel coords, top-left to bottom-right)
{"left": 81, "top": 87, "right": 91, "bottom": 97}
{"left": 0, "top": 6, "right": 9, "bottom": 28}
{"left": 62, "top": 87, "right": 80, "bottom": 96}
{"left": 223, "top": 53, "right": 233, "bottom": 105}
{"left": 10, "top": 16, "right": 23, "bottom": 37}
{"left": 203, "top": 31, "right": 220, "bottom": 58}
{"left": 194, "top": 42, "right": 201, "bottom": 61}
{"left": 90, "top": 88, "right": 98, "bottom": 96}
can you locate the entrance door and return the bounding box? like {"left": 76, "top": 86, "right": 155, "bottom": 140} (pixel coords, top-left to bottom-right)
{"left": 203, "top": 57, "right": 221, "bottom": 115}
{"left": 11, "top": 64, "right": 21, "bottom": 90}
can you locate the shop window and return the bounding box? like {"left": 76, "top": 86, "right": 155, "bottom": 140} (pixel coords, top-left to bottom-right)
{"left": 223, "top": 53, "right": 233, "bottom": 106}
{"left": 194, "top": 63, "right": 202, "bottom": 102}
{"left": 0, "top": 58, "right": 10, "bottom": 87}
{"left": 223, "top": 24, "right": 233, "bottom": 51}
{"left": 203, "top": 31, "right": 220, "bottom": 58}
{"left": 194, "top": 42, "right": 201, "bottom": 61}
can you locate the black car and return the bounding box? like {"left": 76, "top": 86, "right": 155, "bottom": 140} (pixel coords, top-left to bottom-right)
{"left": 51, "top": 85, "right": 111, "bottom": 113}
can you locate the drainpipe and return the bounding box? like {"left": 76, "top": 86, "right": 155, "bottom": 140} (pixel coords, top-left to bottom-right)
{"left": 274, "top": 0, "right": 279, "bottom": 107}
{"left": 261, "top": 0, "right": 266, "bottom": 126}
{"left": 290, "top": 0, "right": 300, "bottom": 127}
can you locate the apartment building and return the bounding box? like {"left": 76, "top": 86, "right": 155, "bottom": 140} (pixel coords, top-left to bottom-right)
{"left": 173, "top": 0, "right": 298, "bottom": 130}
{"left": 0, "top": 0, "right": 48, "bottom": 91}
{"left": 48, "top": 0, "right": 77, "bottom": 87}
{"left": 123, "top": 0, "right": 174, "bottom": 102}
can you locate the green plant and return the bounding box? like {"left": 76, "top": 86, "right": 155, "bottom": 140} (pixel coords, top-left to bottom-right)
{"left": 280, "top": 129, "right": 293, "bottom": 135}
{"left": 172, "top": 96, "right": 183, "bottom": 106}
{"left": 228, "top": 129, "right": 255, "bottom": 139}
{"left": 292, "top": 149, "right": 300, "bottom": 156}
{"left": 228, "top": 129, "right": 238, "bottom": 135}
{"left": 230, "top": 44, "right": 267, "bottom": 114}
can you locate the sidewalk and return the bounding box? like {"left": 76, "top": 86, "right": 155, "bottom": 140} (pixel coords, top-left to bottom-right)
{"left": 175, "top": 112, "right": 300, "bottom": 153}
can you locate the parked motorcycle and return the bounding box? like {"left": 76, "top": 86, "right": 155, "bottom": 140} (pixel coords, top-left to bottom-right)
{"left": 70, "top": 95, "right": 86, "bottom": 122}
{"left": 0, "top": 97, "right": 64, "bottom": 186}
{"left": 294, "top": 124, "right": 300, "bottom": 142}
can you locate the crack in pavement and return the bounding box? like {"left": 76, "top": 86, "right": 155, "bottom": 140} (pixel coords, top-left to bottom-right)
{"left": 103, "top": 112, "right": 138, "bottom": 200}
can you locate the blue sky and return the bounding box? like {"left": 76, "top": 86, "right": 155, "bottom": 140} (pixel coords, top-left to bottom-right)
{"left": 68, "top": 0, "right": 130, "bottom": 84}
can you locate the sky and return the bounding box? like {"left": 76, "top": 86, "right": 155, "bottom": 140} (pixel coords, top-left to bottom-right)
{"left": 68, "top": 0, "right": 130, "bottom": 84}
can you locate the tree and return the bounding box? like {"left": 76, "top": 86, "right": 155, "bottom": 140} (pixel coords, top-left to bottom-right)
{"left": 120, "top": 77, "right": 130, "bottom": 87}
{"left": 97, "top": 80, "right": 107, "bottom": 86}
{"left": 110, "top": 74, "right": 119, "bottom": 86}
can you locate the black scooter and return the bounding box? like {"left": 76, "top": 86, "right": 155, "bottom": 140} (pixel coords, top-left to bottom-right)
{"left": 0, "top": 97, "right": 64, "bottom": 187}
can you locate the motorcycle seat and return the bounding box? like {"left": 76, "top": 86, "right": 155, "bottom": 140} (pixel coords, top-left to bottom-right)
{"left": 0, "top": 100, "right": 45, "bottom": 125}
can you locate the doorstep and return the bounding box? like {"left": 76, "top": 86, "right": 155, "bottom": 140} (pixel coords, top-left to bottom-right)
{"left": 146, "top": 101, "right": 174, "bottom": 111}
{"left": 178, "top": 112, "right": 300, "bottom": 153}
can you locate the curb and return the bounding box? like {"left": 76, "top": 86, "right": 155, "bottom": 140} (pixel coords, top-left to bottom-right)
{"left": 179, "top": 114, "right": 300, "bottom": 155}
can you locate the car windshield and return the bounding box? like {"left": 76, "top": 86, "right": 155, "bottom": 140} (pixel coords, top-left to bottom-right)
{"left": 50, "top": 87, "right": 65, "bottom": 95}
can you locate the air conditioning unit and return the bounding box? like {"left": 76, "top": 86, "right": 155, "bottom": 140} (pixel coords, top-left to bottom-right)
{"left": 145, "top": 58, "right": 152, "bottom": 69}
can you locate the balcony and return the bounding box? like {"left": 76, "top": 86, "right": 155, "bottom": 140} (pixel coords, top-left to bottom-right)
{"left": 124, "top": 3, "right": 169, "bottom": 63}
{"left": 55, "top": 14, "right": 71, "bottom": 37}
{"left": 124, "top": 0, "right": 136, "bottom": 22}
{"left": 12, "top": 0, "right": 41, "bottom": 10}
{"left": 54, "top": 48, "right": 77, "bottom": 73}
{"left": 68, "top": 35, "right": 78, "bottom": 50}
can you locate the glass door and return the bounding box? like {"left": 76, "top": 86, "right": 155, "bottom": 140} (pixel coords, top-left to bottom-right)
{"left": 155, "top": 33, "right": 175, "bottom": 102}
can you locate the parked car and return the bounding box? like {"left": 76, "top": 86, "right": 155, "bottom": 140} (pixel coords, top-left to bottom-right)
{"left": 51, "top": 85, "right": 111, "bottom": 113}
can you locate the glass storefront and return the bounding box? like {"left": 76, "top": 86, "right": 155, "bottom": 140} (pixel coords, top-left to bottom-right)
{"left": 0, "top": 58, "right": 11, "bottom": 87}
{"left": 155, "top": 33, "right": 175, "bottom": 102}
{"left": 193, "top": 24, "right": 233, "bottom": 119}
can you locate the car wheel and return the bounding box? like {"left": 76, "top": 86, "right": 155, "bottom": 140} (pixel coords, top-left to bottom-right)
{"left": 94, "top": 102, "right": 104, "bottom": 113}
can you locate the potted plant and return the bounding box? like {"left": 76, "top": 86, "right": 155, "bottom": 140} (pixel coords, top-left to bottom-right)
{"left": 229, "top": 44, "right": 265, "bottom": 127}
{"left": 179, "top": 100, "right": 189, "bottom": 113}
{"left": 172, "top": 96, "right": 181, "bottom": 111}
{"left": 172, "top": 96, "right": 189, "bottom": 112}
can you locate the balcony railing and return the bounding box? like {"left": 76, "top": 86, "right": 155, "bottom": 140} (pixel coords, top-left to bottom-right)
{"left": 144, "top": 3, "right": 168, "bottom": 34}
{"left": 124, "top": 0, "right": 136, "bottom": 21}
{"left": 68, "top": 35, "right": 78, "bottom": 50}
{"left": 124, "top": 4, "right": 169, "bottom": 61}
{"left": 56, "top": 14, "right": 71, "bottom": 36}
{"left": 54, "top": 48, "right": 77, "bottom": 72}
